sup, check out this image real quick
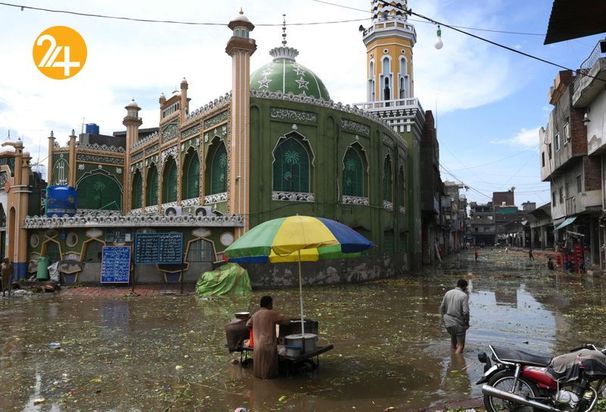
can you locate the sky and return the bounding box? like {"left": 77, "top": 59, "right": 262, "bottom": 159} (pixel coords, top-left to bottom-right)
{"left": 0, "top": 0, "right": 604, "bottom": 208}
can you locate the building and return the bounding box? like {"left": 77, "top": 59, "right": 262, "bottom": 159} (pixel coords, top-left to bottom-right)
{"left": 528, "top": 202, "right": 553, "bottom": 250}
{"left": 11, "top": 2, "right": 447, "bottom": 285}
{"left": 441, "top": 181, "right": 467, "bottom": 254}
{"left": 469, "top": 201, "right": 495, "bottom": 246}
{"left": 420, "top": 111, "right": 442, "bottom": 264}
{"left": 539, "top": 68, "right": 601, "bottom": 267}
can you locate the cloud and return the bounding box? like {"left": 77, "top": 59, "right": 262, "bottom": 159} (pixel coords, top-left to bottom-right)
{"left": 490, "top": 127, "right": 541, "bottom": 149}
{"left": 0, "top": 0, "right": 539, "bottom": 162}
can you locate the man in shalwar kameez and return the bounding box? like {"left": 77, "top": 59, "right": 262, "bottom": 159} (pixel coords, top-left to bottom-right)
{"left": 246, "top": 296, "right": 290, "bottom": 379}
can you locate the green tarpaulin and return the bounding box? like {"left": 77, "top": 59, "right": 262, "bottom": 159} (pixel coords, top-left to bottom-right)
{"left": 195, "top": 263, "right": 252, "bottom": 297}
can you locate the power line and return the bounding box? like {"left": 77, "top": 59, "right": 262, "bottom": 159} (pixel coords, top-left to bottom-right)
{"left": 310, "top": 0, "right": 545, "bottom": 36}
{"left": 377, "top": 0, "right": 606, "bottom": 84}
{"left": 439, "top": 163, "right": 492, "bottom": 200}
{"left": 0, "top": 2, "right": 368, "bottom": 26}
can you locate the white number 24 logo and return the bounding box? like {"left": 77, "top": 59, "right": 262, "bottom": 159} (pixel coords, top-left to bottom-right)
{"left": 36, "top": 34, "right": 81, "bottom": 77}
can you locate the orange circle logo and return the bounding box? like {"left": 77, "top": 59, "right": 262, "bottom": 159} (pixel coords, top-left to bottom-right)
{"left": 33, "top": 26, "right": 87, "bottom": 80}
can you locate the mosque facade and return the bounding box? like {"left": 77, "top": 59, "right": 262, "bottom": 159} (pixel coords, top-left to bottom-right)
{"left": 8, "top": 0, "right": 434, "bottom": 285}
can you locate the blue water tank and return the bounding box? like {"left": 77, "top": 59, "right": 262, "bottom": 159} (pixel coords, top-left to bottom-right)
{"left": 46, "top": 186, "right": 77, "bottom": 217}
{"left": 85, "top": 123, "right": 99, "bottom": 135}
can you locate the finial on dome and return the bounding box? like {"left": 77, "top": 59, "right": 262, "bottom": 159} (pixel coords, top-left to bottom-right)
{"left": 282, "top": 14, "right": 287, "bottom": 46}
{"left": 239, "top": 7, "right": 243, "bottom": 14}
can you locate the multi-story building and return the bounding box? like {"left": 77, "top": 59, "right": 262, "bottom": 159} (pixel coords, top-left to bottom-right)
{"left": 540, "top": 67, "right": 602, "bottom": 267}
{"left": 442, "top": 181, "right": 467, "bottom": 254}
{"left": 469, "top": 201, "right": 495, "bottom": 246}
{"left": 419, "top": 111, "right": 442, "bottom": 264}
{"left": 570, "top": 39, "right": 606, "bottom": 268}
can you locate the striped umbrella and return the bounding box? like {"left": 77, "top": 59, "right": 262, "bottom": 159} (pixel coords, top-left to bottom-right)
{"left": 225, "top": 215, "right": 373, "bottom": 336}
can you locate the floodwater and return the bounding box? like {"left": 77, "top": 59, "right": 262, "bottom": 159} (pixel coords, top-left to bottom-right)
{"left": 2, "top": 248, "right": 606, "bottom": 411}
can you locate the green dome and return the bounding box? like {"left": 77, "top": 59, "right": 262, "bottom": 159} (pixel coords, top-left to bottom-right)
{"left": 250, "top": 46, "right": 331, "bottom": 100}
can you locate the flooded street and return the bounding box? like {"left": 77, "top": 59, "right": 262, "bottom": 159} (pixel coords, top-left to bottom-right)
{"left": 2, "top": 248, "right": 606, "bottom": 411}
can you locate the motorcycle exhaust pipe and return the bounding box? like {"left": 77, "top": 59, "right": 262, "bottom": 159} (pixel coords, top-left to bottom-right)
{"left": 482, "top": 384, "right": 560, "bottom": 412}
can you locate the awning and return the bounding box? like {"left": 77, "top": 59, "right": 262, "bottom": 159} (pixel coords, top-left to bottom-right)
{"left": 555, "top": 216, "right": 577, "bottom": 230}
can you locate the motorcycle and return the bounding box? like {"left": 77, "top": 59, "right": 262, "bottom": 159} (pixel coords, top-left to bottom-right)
{"left": 477, "top": 343, "right": 606, "bottom": 412}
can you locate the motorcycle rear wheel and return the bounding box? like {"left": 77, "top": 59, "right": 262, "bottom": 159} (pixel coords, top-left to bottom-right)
{"left": 483, "top": 370, "right": 540, "bottom": 412}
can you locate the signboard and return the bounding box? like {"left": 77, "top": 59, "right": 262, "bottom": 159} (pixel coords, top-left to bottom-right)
{"left": 100, "top": 246, "right": 131, "bottom": 284}
{"left": 134, "top": 232, "right": 183, "bottom": 264}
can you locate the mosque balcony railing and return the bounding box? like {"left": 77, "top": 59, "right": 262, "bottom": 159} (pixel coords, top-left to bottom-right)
{"left": 204, "top": 192, "right": 228, "bottom": 205}
{"left": 24, "top": 213, "right": 244, "bottom": 229}
{"left": 362, "top": 21, "right": 416, "bottom": 38}
{"left": 354, "top": 97, "right": 423, "bottom": 112}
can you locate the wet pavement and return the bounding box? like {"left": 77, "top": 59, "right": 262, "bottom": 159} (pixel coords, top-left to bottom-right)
{"left": 1, "top": 248, "right": 606, "bottom": 411}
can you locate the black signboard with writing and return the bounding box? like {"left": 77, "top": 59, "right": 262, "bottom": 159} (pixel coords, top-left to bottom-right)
{"left": 134, "top": 232, "right": 183, "bottom": 264}
{"left": 100, "top": 246, "right": 131, "bottom": 284}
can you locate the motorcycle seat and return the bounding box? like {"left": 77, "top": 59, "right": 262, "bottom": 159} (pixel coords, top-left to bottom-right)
{"left": 491, "top": 346, "right": 552, "bottom": 366}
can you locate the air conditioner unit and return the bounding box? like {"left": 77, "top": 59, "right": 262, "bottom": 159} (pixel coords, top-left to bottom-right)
{"left": 164, "top": 206, "right": 182, "bottom": 216}
{"left": 194, "top": 206, "right": 213, "bottom": 216}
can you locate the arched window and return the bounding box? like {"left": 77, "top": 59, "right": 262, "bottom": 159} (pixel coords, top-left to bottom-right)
{"left": 381, "top": 56, "right": 392, "bottom": 101}
{"left": 132, "top": 170, "right": 142, "bottom": 209}
{"left": 399, "top": 56, "right": 408, "bottom": 99}
{"left": 382, "top": 56, "right": 390, "bottom": 75}
{"left": 368, "top": 60, "right": 375, "bottom": 101}
{"left": 76, "top": 171, "right": 122, "bottom": 210}
{"left": 146, "top": 164, "right": 158, "bottom": 206}
{"left": 206, "top": 139, "right": 227, "bottom": 195}
{"left": 383, "top": 77, "right": 391, "bottom": 101}
{"left": 182, "top": 149, "right": 200, "bottom": 200}
{"left": 162, "top": 157, "right": 177, "bottom": 203}
{"left": 383, "top": 155, "right": 392, "bottom": 202}
{"left": 273, "top": 134, "right": 312, "bottom": 193}
{"left": 343, "top": 144, "right": 367, "bottom": 197}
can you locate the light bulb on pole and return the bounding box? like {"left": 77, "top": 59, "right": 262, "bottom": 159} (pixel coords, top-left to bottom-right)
{"left": 435, "top": 25, "right": 443, "bottom": 50}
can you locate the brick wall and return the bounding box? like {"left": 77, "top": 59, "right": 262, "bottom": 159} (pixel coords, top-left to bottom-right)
{"left": 584, "top": 155, "right": 601, "bottom": 191}
{"left": 571, "top": 107, "right": 588, "bottom": 155}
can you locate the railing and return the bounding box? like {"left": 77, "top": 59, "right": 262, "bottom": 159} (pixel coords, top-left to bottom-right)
{"left": 353, "top": 97, "right": 422, "bottom": 112}
{"left": 580, "top": 40, "right": 606, "bottom": 72}
{"left": 362, "top": 21, "right": 416, "bottom": 38}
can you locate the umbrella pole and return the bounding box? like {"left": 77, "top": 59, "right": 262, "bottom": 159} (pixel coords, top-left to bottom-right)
{"left": 298, "top": 250, "right": 306, "bottom": 352}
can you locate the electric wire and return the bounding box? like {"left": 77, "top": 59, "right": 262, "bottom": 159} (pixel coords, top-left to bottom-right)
{"left": 310, "top": 0, "right": 545, "bottom": 36}
{"left": 1, "top": 0, "right": 545, "bottom": 35}
{"left": 439, "top": 163, "right": 492, "bottom": 200}
{"left": 0, "top": 2, "right": 368, "bottom": 26}
{"left": 377, "top": 0, "right": 606, "bottom": 84}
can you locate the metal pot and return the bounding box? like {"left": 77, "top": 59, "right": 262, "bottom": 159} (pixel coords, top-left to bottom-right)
{"left": 284, "top": 333, "right": 317, "bottom": 353}
{"left": 234, "top": 312, "right": 250, "bottom": 320}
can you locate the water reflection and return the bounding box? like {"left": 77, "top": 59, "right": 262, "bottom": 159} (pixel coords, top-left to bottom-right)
{"left": 2, "top": 250, "right": 606, "bottom": 410}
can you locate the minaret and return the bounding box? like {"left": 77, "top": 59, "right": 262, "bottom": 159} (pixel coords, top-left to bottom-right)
{"left": 226, "top": 9, "right": 256, "bottom": 237}
{"left": 68, "top": 129, "right": 77, "bottom": 187}
{"left": 123, "top": 99, "right": 142, "bottom": 214}
{"left": 47, "top": 131, "right": 55, "bottom": 185}
{"left": 363, "top": 0, "right": 416, "bottom": 108}
{"left": 179, "top": 77, "right": 189, "bottom": 121}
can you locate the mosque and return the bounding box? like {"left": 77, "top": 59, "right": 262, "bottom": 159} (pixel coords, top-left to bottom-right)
{"left": 5, "top": 0, "right": 436, "bottom": 285}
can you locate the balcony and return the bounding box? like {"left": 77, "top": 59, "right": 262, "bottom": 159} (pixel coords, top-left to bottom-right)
{"left": 565, "top": 190, "right": 601, "bottom": 216}
{"left": 572, "top": 40, "right": 606, "bottom": 108}
{"left": 354, "top": 98, "right": 425, "bottom": 133}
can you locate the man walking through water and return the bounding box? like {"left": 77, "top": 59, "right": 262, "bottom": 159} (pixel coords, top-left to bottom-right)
{"left": 440, "top": 279, "right": 470, "bottom": 354}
